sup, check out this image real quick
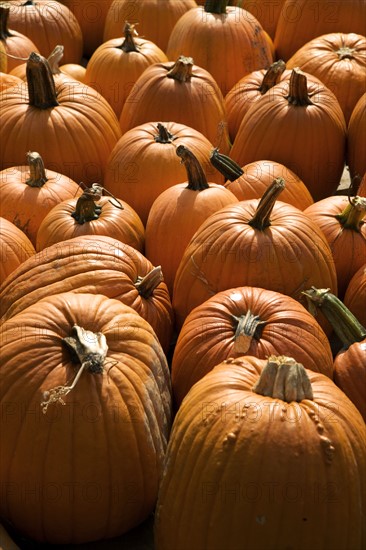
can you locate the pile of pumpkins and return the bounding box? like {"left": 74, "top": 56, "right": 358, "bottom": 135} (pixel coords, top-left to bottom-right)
{"left": 0, "top": 1, "right": 365, "bottom": 548}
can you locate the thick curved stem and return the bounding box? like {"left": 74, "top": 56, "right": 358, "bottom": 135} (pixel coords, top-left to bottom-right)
{"left": 26, "top": 51, "right": 59, "bottom": 109}
{"left": 0, "top": 4, "right": 13, "bottom": 40}
{"left": 71, "top": 186, "right": 104, "bottom": 224}
{"left": 258, "top": 59, "right": 286, "bottom": 94}
{"left": 167, "top": 56, "right": 194, "bottom": 82}
{"left": 176, "top": 145, "right": 209, "bottom": 190}
{"left": 210, "top": 148, "right": 243, "bottom": 181}
{"left": 335, "top": 196, "right": 366, "bottom": 231}
{"left": 25, "top": 151, "right": 48, "bottom": 187}
{"left": 135, "top": 266, "right": 164, "bottom": 298}
{"left": 286, "top": 68, "right": 313, "bottom": 106}
{"left": 248, "top": 177, "right": 285, "bottom": 229}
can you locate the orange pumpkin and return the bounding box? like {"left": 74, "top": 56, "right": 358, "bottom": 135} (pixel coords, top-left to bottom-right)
{"left": 238, "top": 0, "right": 286, "bottom": 40}
{"left": 286, "top": 33, "right": 366, "bottom": 125}
{"left": 172, "top": 178, "right": 338, "bottom": 330}
{"left": 0, "top": 217, "right": 35, "bottom": 286}
{"left": 0, "top": 292, "right": 172, "bottom": 544}
{"left": 0, "top": 234, "right": 174, "bottom": 353}
{"left": 84, "top": 22, "right": 168, "bottom": 117}
{"left": 0, "top": 52, "right": 122, "bottom": 185}
{"left": 119, "top": 56, "right": 231, "bottom": 155}
{"left": 155, "top": 355, "right": 366, "bottom": 550}
{"left": 344, "top": 263, "right": 366, "bottom": 328}
{"left": 0, "top": 3, "right": 39, "bottom": 72}
{"left": 145, "top": 146, "right": 238, "bottom": 294}
{"left": 0, "top": 151, "right": 82, "bottom": 246}
{"left": 0, "top": 35, "right": 7, "bottom": 72}
{"left": 35, "top": 184, "right": 145, "bottom": 253}
{"left": 104, "top": 121, "right": 225, "bottom": 226}
{"left": 8, "top": 0, "right": 83, "bottom": 64}
{"left": 171, "top": 286, "right": 334, "bottom": 407}
{"left": 59, "top": 62, "right": 86, "bottom": 82}
{"left": 229, "top": 68, "right": 347, "bottom": 201}
{"left": 347, "top": 92, "right": 366, "bottom": 182}
{"left": 0, "top": 71, "right": 21, "bottom": 91}
{"left": 166, "top": 0, "right": 273, "bottom": 96}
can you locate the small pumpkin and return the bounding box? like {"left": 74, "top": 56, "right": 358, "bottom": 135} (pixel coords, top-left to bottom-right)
{"left": 0, "top": 216, "right": 35, "bottom": 286}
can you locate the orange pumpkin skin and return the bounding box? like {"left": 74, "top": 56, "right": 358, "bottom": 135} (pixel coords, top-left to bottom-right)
{"left": 304, "top": 195, "right": 366, "bottom": 299}
{"left": 357, "top": 173, "right": 366, "bottom": 197}
{"left": 84, "top": 31, "right": 168, "bottom": 117}
{"left": 334, "top": 339, "right": 366, "bottom": 422}
{"left": 0, "top": 292, "right": 172, "bottom": 544}
{"left": 35, "top": 195, "right": 145, "bottom": 253}
{"left": 155, "top": 356, "right": 366, "bottom": 550}
{"left": 0, "top": 234, "right": 174, "bottom": 353}
{"left": 104, "top": 122, "right": 224, "bottom": 226}
{"left": 0, "top": 72, "right": 22, "bottom": 91}
{"left": 171, "top": 286, "right": 334, "bottom": 407}
{"left": 238, "top": 0, "right": 286, "bottom": 40}
{"left": 172, "top": 198, "right": 338, "bottom": 330}
{"left": 274, "top": 0, "right": 366, "bottom": 61}
{"left": 229, "top": 72, "right": 347, "bottom": 202}
{"left": 0, "top": 217, "right": 35, "bottom": 286}
{"left": 226, "top": 160, "right": 313, "bottom": 210}
{"left": 8, "top": 0, "right": 83, "bottom": 64}
{"left": 166, "top": 4, "right": 273, "bottom": 97}
{"left": 0, "top": 38, "right": 6, "bottom": 73}
{"left": 59, "top": 63, "right": 86, "bottom": 82}
{"left": 344, "top": 264, "right": 366, "bottom": 328}
{"left": 119, "top": 58, "right": 231, "bottom": 155}
{"left": 0, "top": 154, "right": 82, "bottom": 246}
{"left": 104, "top": 0, "right": 197, "bottom": 53}
{"left": 0, "top": 56, "right": 122, "bottom": 186}
{"left": 347, "top": 93, "right": 366, "bottom": 182}
{"left": 0, "top": 5, "right": 39, "bottom": 72}
{"left": 286, "top": 33, "right": 366, "bottom": 125}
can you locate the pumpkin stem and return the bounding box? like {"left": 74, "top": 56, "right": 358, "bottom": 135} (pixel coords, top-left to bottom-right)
{"left": 232, "top": 310, "right": 266, "bottom": 353}
{"left": 253, "top": 355, "right": 314, "bottom": 402}
{"left": 167, "top": 56, "right": 194, "bottom": 82}
{"left": 26, "top": 51, "right": 59, "bottom": 109}
{"left": 41, "top": 325, "right": 108, "bottom": 413}
{"left": 25, "top": 151, "right": 48, "bottom": 187}
{"left": 337, "top": 45, "right": 355, "bottom": 60}
{"left": 135, "top": 266, "right": 164, "bottom": 298}
{"left": 248, "top": 177, "right": 285, "bottom": 229}
{"left": 258, "top": 59, "right": 286, "bottom": 94}
{"left": 204, "top": 0, "right": 228, "bottom": 14}
{"left": 302, "top": 287, "right": 366, "bottom": 350}
{"left": 120, "top": 21, "right": 140, "bottom": 53}
{"left": 334, "top": 195, "right": 366, "bottom": 231}
{"left": 210, "top": 148, "right": 244, "bottom": 182}
{"left": 286, "top": 68, "right": 313, "bottom": 106}
{"left": 71, "top": 184, "right": 104, "bottom": 224}
{"left": 0, "top": 3, "right": 13, "bottom": 40}
{"left": 154, "top": 123, "right": 176, "bottom": 144}
{"left": 46, "top": 44, "right": 64, "bottom": 75}
{"left": 176, "top": 145, "right": 209, "bottom": 191}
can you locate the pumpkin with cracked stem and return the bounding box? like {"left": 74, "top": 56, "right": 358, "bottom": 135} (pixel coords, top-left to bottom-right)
{"left": 0, "top": 292, "right": 172, "bottom": 544}
{"left": 154, "top": 354, "right": 366, "bottom": 550}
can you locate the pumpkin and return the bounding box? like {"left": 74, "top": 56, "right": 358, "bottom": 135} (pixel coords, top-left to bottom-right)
{"left": 0, "top": 292, "right": 172, "bottom": 543}
{"left": 119, "top": 55, "right": 231, "bottom": 155}
{"left": 304, "top": 287, "right": 366, "bottom": 422}
{"left": 286, "top": 33, "right": 366, "bottom": 125}
{"left": 229, "top": 68, "right": 347, "bottom": 202}
{"left": 0, "top": 34, "right": 7, "bottom": 72}
{"left": 304, "top": 195, "right": 366, "bottom": 299}
{"left": 344, "top": 263, "right": 366, "bottom": 328}
{"left": 0, "top": 151, "right": 82, "bottom": 246}
{"left": 274, "top": 0, "right": 366, "bottom": 61}
{"left": 166, "top": 0, "right": 273, "bottom": 97}
{"left": 59, "top": 62, "right": 86, "bottom": 82}
{"left": 357, "top": 173, "right": 366, "bottom": 197}
{"left": 60, "top": 0, "right": 113, "bottom": 58}
{"left": 7, "top": 0, "right": 83, "bottom": 64}
{"left": 145, "top": 146, "right": 238, "bottom": 294}
{"left": 0, "top": 216, "right": 35, "bottom": 286}
{"left": 0, "top": 3, "right": 39, "bottom": 72}
{"left": 104, "top": 0, "right": 197, "bottom": 53}
{"left": 35, "top": 183, "right": 145, "bottom": 253}
{"left": 0, "top": 234, "right": 174, "bottom": 353}
{"left": 84, "top": 22, "right": 168, "bottom": 117}
{"left": 172, "top": 178, "right": 338, "bottom": 330}
{"left": 238, "top": 0, "right": 286, "bottom": 40}
{"left": 213, "top": 155, "right": 314, "bottom": 210}
{"left": 0, "top": 52, "right": 122, "bottom": 185}
{"left": 154, "top": 354, "right": 366, "bottom": 550}
{"left": 104, "top": 121, "right": 224, "bottom": 226}
{"left": 0, "top": 70, "right": 21, "bottom": 91}
{"left": 171, "top": 286, "right": 334, "bottom": 407}
{"left": 347, "top": 93, "right": 366, "bottom": 182}
{"left": 225, "top": 60, "right": 288, "bottom": 142}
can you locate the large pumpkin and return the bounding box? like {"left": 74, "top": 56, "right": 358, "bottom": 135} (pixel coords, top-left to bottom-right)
{"left": 166, "top": 0, "right": 273, "bottom": 96}
{"left": 119, "top": 55, "right": 231, "bottom": 155}
{"left": 0, "top": 234, "right": 174, "bottom": 353}
{"left": 0, "top": 52, "right": 122, "bottom": 185}
{"left": 171, "top": 286, "right": 334, "bottom": 407}
{"left": 229, "top": 68, "right": 347, "bottom": 202}
{"left": 0, "top": 292, "right": 172, "bottom": 544}
{"left": 154, "top": 354, "right": 366, "bottom": 550}
{"left": 172, "top": 178, "right": 338, "bottom": 330}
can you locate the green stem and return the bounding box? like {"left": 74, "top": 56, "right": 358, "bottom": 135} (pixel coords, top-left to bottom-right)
{"left": 176, "top": 145, "right": 209, "bottom": 191}
{"left": 25, "top": 152, "right": 48, "bottom": 188}
{"left": 335, "top": 196, "right": 366, "bottom": 231}
{"left": 248, "top": 177, "right": 285, "bottom": 230}
{"left": 302, "top": 288, "right": 366, "bottom": 349}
